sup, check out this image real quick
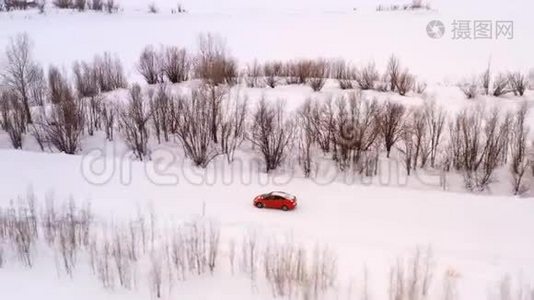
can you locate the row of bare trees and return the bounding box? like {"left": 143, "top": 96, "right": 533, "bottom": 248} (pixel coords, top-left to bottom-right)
{"left": 51, "top": 0, "right": 119, "bottom": 12}
{"left": 242, "top": 55, "right": 424, "bottom": 95}
{"left": 0, "top": 33, "right": 127, "bottom": 153}
{"left": 1, "top": 34, "right": 532, "bottom": 193}
{"left": 459, "top": 63, "right": 529, "bottom": 99}
{"left": 135, "top": 39, "right": 424, "bottom": 95}
{"left": 0, "top": 192, "right": 339, "bottom": 299}
{"left": 137, "top": 34, "right": 236, "bottom": 86}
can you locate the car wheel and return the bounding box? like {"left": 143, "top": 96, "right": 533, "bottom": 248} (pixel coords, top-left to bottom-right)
{"left": 255, "top": 202, "right": 264, "bottom": 209}
{"left": 281, "top": 205, "right": 289, "bottom": 211}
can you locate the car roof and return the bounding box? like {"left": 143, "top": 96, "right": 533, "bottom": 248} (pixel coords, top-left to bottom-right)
{"left": 269, "top": 191, "right": 295, "bottom": 198}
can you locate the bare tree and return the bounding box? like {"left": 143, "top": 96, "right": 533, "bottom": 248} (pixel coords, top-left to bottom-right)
{"left": 245, "top": 60, "right": 263, "bottom": 88}
{"left": 219, "top": 91, "right": 247, "bottom": 163}
{"left": 73, "top": 61, "right": 99, "bottom": 98}
{"left": 83, "top": 95, "right": 102, "bottom": 136}
{"left": 409, "top": 107, "right": 427, "bottom": 170}
{"left": 162, "top": 46, "right": 190, "bottom": 83}
{"left": 263, "top": 61, "right": 283, "bottom": 88}
{"left": 284, "top": 60, "right": 314, "bottom": 85}
{"left": 194, "top": 83, "right": 228, "bottom": 144}
{"left": 386, "top": 55, "right": 400, "bottom": 92}
{"left": 388, "top": 247, "right": 434, "bottom": 300}
{"left": 74, "top": 0, "right": 86, "bottom": 10}
{"left": 149, "top": 253, "right": 163, "bottom": 298}
{"left": 508, "top": 72, "right": 528, "bottom": 96}
{"left": 510, "top": 102, "right": 530, "bottom": 195}
{"left": 492, "top": 73, "right": 511, "bottom": 97}
{"left": 53, "top": 0, "right": 72, "bottom": 8}
{"left": 93, "top": 52, "right": 127, "bottom": 92}
{"left": 307, "top": 59, "right": 328, "bottom": 92}
{"left": 458, "top": 78, "right": 479, "bottom": 99}
{"left": 314, "top": 98, "right": 335, "bottom": 154}
{"left": 379, "top": 101, "right": 406, "bottom": 158}
{"left": 195, "top": 33, "right": 237, "bottom": 86}
{"left": 149, "top": 85, "right": 172, "bottom": 144}
{"left": 89, "top": 0, "right": 103, "bottom": 10}
{"left": 119, "top": 84, "right": 152, "bottom": 160}
{"left": 250, "top": 98, "right": 294, "bottom": 172}
{"left": 174, "top": 88, "right": 220, "bottom": 167}
{"left": 41, "top": 72, "right": 85, "bottom": 154}
{"left": 102, "top": 102, "right": 115, "bottom": 141}
{"left": 398, "top": 122, "right": 416, "bottom": 175}
{"left": 104, "top": 0, "right": 118, "bottom": 13}
{"left": 332, "top": 93, "right": 380, "bottom": 172}
{"left": 395, "top": 70, "right": 415, "bottom": 96}
{"left": 449, "top": 107, "right": 510, "bottom": 191}
{"left": 355, "top": 62, "right": 379, "bottom": 90}
{"left": 332, "top": 59, "right": 355, "bottom": 90}
{"left": 481, "top": 62, "right": 491, "bottom": 95}
{"left": 0, "top": 90, "right": 26, "bottom": 149}
{"left": 207, "top": 222, "right": 220, "bottom": 273}
{"left": 2, "top": 33, "right": 44, "bottom": 124}
{"left": 424, "top": 101, "right": 446, "bottom": 168}
{"left": 138, "top": 46, "right": 163, "bottom": 85}
{"left": 297, "top": 99, "right": 316, "bottom": 177}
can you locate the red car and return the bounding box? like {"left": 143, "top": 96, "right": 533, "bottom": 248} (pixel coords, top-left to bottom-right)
{"left": 253, "top": 191, "right": 297, "bottom": 211}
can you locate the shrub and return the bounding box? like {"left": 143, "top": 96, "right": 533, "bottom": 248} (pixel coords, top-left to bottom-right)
{"left": 414, "top": 81, "right": 427, "bottom": 94}
{"left": 0, "top": 91, "right": 26, "bottom": 149}
{"left": 284, "top": 60, "right": 315, "bottom": 85}
{"left": 378, "top": 101, "right": 406, "bottom": 157}
{"left": 42, "top": 70, "right": 85, "bottom": 154}
{"left": 119, "top": 84, "right": 151, "bottom": 160}
{"left": 355, "top": 62, "right": 379, "bottom": 90}
{"left": 219, "top": 93, "right": 247, "bottom": 163}
{"left": 162, "top": 46, "right": 190, "bottom": 83}
{"left": 396, "top": 69, "right": 415, "bottom": 96}
{"left": 388, "top": 247, "right": 434, "bottom": 300}
{"left": 510, "top": 103, "right": 530, "bottom": 195}
{"left": 2, "top": 33, "right": 44, "bottom": 124}
{"left": 74, "top": 0, "right": 86, "bottom": 10}
{"left": 149, "top": 85, "right": 172, "bottom": 143}
{"left": 250, "top": 98, "right": 294, "bottom": 172}
{"left": 492, "top": 74, "right": 511, "bottom": 97}
{"left": 174, "top": 88, "right": 221, "bottom": 167}
{"left": 53, "top": 0, "right": 72, "bottom": 8}
{"left": 93, "top": 52, "right": 127, "bottom": 92}
{"left": 104, "top": 0, "right": 117, "bottom": 13}
{"left": 73, "top": 61, "right": 99, "bottom": 98}
{"left": 459, "top": 77, "right": 479, "bottom": 99}
{"left": 194, "top": 34, "right": 237, "bottom": 86}
{"left": 138, "top": 46, "right": 164, "bottom": 85}
{"left": 245, "top": 60, "right": 263, "bottom": 88}
{"left": 449, "top": 107, "right": 511, "bottom": 191}
{"left": 263, "top": 61, "right": 283, "bottom": 88}
{"left": 307, "top": 60, "right": 328, "bottom": 92}
{"left": 48, "top": 66, "right": 71, "bottom": 104}
{"left": 385, "top": 55, "right": 400, "bottom": 92}
{"left": 331, "top": 93, "right": 381, "bottom": 172}
{"left": 332, "top": 60, "right": 355, "bottom": 90}
{"left": 89, "top": 0, "right": 102, "bottom": 10}
{"left": 508, "top": 72, "right": 528, "bottom": 96}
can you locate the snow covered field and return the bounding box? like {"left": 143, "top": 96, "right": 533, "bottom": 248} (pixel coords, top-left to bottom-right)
{"left": 1, "top": 150, "right": 534, "bottom": 299}
{"left": 1, "top": 0, "right": 534, "bottom": 299}
{"left": 0, "top": 0, "right": 533, "bottom": 83}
